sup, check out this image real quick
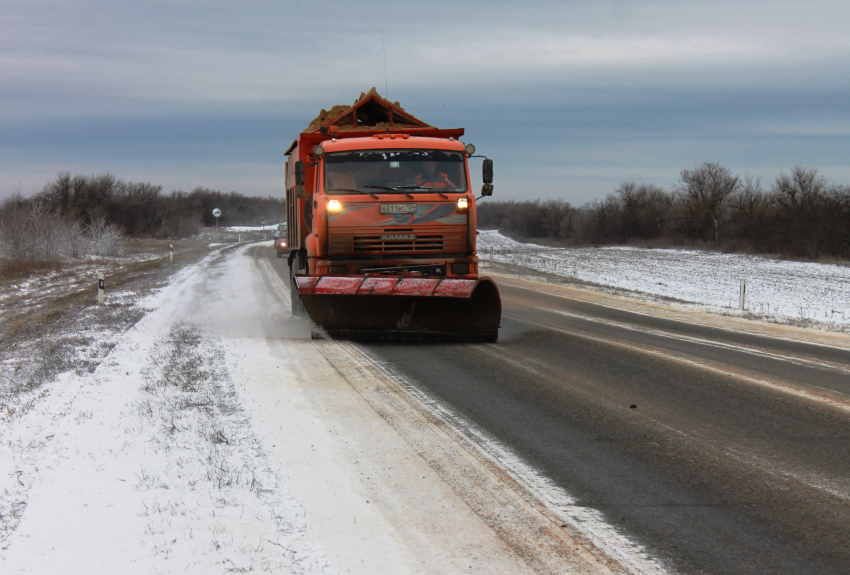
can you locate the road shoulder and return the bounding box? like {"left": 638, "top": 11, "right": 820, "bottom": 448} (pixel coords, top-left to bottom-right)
{"left": 240, "top": 247, "right": 539, "bottom": 574}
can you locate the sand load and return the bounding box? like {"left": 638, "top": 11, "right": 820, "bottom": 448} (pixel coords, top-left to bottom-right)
{"left": 304, "top": 87, "right": 433, "bottom": 133}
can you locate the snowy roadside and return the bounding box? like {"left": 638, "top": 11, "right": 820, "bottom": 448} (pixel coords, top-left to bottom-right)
{"left": 1, "top": 243, "right": 214, "bottom": 428}
{"left": 0, "top": 243, "right": 556, "bottom": 575}
{"left": 478, "top": 230, "right": 850, "bottom": 330}
{"left": 0, "top": 246, "right": 332, "bottom": 574}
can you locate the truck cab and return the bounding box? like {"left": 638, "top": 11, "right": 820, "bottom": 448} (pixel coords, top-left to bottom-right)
{"left": 302, "top": 134, "right": 479, "bottom": 278}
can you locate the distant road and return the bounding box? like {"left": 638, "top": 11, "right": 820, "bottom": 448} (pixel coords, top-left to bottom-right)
{"left": 263, "top": 246, "right": 850, "bottom": 575}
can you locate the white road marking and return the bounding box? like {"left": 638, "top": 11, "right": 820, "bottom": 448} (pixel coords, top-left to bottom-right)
{"left": 542, "top": 306, "right": 850, "bottom": 375}
{"left": 506, "top": 311, "right": 850, "bottom": 415}
{"left": 350, "top": 343, "right": 674, "bottom": 575}
{"left": 493, "top": 316, "right": 850, "bottom": 503}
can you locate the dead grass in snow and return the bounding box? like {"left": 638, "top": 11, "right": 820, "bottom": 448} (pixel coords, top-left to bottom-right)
{"left": 0, "top": 239, "right": 216, "bottom": 425}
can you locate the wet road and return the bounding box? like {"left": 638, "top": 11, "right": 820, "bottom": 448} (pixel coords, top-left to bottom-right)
{"left": 265, "top": 248, "right": 850, "bottom": 574}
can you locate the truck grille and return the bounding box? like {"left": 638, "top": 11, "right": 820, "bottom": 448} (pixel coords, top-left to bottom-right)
{"left": 353, "top": 235, "right": 444, "bottom": 252}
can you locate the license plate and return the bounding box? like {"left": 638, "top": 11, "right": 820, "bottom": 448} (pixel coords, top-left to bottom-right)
{"left": 381, "top": 234, "right": 417, "bottom": 241}
{"left": 380, "top": 204, "right": 417, "bottom": 214}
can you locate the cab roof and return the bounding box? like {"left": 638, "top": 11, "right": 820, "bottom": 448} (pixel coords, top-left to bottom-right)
{"left": 320, "top": 134, "right": 466, "bottom": 154}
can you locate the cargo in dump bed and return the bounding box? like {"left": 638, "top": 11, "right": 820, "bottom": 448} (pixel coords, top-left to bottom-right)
{"left": 284, "top": 88, "right": 499, "bottom": 341}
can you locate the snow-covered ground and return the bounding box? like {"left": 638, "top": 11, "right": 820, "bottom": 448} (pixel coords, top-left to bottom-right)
{"left": 0, "top": 244, "right": 546, "bottom": 574}
{"left": 223, "top": 224, "right": 285, "bottom": 232}
{"left": 0, "top": 249, "right": 334, "bottom": 574}
{"left": 8, "top": 233, "right": 844, "bottom": 573}
{"left": 478, "top": 230, "right": 850, "bottom": 328}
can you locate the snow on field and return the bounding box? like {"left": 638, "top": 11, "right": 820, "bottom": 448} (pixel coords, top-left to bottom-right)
{"left": 478, "top": 230, "right": 850, "bottom": 327}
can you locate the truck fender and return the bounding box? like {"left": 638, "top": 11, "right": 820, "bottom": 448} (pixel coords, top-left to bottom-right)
{"left": 306, "top": 233, "right": 320, "bottom": 274}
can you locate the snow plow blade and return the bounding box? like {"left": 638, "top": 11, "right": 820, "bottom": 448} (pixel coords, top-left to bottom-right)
{"left": 295, "top": 275, "right": 501, "bottom": 342}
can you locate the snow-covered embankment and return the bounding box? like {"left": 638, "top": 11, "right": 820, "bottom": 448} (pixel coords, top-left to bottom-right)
{"left": 478, "top": 230, "right": 850, "bottom": 328}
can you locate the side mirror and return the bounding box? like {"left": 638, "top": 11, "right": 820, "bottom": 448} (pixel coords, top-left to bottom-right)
{"left": 295, "top": 161, "right": 306, "bottom": 185}
{"left": 481, "top": 184, "right": 494, "bottom": 197}
{"left": 482, "top": 159, "right": 493, "bottom": 184}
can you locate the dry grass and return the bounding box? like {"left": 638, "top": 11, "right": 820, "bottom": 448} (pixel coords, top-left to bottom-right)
{"left": 0, "top": 240, "right": 226, "bottom": 425}
{"left": 0, "top": 239, "right": 214, "bottom": 342}
{"left": 0, "top": 258, "right": 64, "bottom": 281}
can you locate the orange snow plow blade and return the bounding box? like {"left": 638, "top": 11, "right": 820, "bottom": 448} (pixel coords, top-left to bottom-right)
{"left": 295, "top": 275, "right": 501, "bottom": 341}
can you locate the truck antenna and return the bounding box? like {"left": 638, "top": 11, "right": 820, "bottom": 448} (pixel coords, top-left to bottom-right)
{"left": 381, "top": 28, "right": 389, "bottom": 100}
{"left": 381, "top": 28, "right": 390, "bottom": 133}
{"left": 442, "top": 105, "right": 457, "bottom": 129}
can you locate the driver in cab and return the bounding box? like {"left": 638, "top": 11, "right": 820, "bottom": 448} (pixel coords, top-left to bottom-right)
{"left": 414, "top": 161, "right": 455, "bottom": 189}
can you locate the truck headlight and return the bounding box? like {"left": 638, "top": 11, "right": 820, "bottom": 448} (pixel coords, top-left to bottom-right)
{"left": 457, "top": 197, "right": 468, "bottom": 209}
{"left": 328, "top": 199, "right": 341, "bottom": 211}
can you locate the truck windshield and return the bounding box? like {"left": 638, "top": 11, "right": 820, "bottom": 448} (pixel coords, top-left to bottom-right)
{"left": 324, "top": 149, "right": 468, "bottom": 194}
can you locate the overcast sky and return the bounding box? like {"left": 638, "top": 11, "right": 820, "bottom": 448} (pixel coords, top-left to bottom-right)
{"left": 2, "top": 0, "right": 849, "bottom": 204}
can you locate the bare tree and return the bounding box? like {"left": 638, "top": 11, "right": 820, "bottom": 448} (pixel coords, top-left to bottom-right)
{"left": 616, "top": 182, "right": 670, "bottom": 239}
{"left": 62, "top": 219, "right": 87, "bottom": 259}
{"left": 728, "top": 175, "right": 769, "bottom": 241}
{"left": 674, "top": 162, "right": 740, "bottom": 244}
{"left": 772, "top": 166, "right": 827, "bottom": 210}
{"left": 768, "top": 167, "right": 830, "bottom": 257}
{"left": 0, "top": 197, "right": 66, "bottom": 261}
{"left": 86, "top": 215, "right": 125, "bottom": 257}
{"left": 579, "top": 195, "right": 623, "bottom": 243}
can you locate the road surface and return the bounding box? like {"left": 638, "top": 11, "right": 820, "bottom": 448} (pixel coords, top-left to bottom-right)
{"left": 262, "top": 245, "right": 850, "bottom": 575}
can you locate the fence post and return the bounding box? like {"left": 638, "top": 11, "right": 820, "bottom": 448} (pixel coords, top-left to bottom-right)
{"left": 739, "top": 279, "right": 746, "bottom": 311}
{"left": 97, "top": 272, "right": 105, "bottom": 305}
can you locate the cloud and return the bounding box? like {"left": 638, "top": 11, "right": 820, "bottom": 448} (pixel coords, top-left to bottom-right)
{"left": 4, "top": 0, "right": 850, "bottom": 115}
{"left": 1, "top": 0, "right": 849, "bottom": 202}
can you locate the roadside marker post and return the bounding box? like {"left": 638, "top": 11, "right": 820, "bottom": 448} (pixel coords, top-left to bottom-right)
{"left": 169, "top": 244, "right": 173, "bottom": 262}
{"left": 97, "top": 272, "right": 105, "bottom": 305}
{"left": 212, "top": 208, "right": 222, "bottom": 242}
{"left": 739, "top": 279, "right": 747, "bottom": 311}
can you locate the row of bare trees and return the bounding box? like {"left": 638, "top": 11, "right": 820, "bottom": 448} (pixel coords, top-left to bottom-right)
{"left": 1, "top": 172, "right": 289, "bottom": 265}
{"left": 33, "top": 172, "right": 287, "bottom": 237}
{"left": 0, "top": 199, "right": 125, "bottom": 261}
{"left": 478, "top": 164, "right": 850, "bottom": 259}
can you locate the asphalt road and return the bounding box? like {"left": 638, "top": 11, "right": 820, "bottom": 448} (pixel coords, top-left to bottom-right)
{"left": 265, "top": 247, "right": 850, "bottom": 574}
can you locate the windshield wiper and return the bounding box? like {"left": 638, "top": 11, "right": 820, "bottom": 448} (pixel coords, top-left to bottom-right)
{"left": 363, "top": 185, "right": 414, "bottom": 199}
{"left": 328, "top": 187, "right": 379, "bottom": 199}
{"left": 395, "top": 185, "right": 449, "bottom": 199}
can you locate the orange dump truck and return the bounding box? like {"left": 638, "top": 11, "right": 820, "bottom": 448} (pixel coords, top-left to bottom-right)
{"left": 284, "top": 91, "right": 500, "bottom": 341}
